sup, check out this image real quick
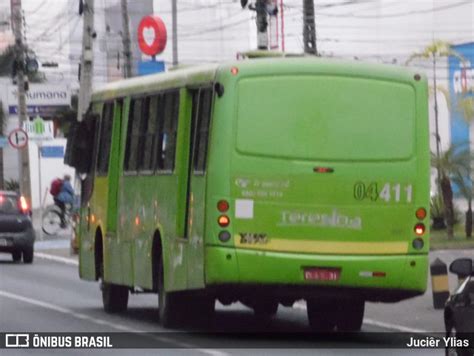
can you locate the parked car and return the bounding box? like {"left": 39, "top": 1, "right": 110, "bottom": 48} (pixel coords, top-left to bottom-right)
{"left": 444, "top": 258, "right": 474, "bottom": 356}
{"left": 0, "top": 191, "right": 35, "bottom": 263}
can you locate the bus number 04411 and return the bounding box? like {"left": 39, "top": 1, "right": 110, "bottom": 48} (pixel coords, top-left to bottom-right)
{"left": 354, "top": 182, "right": 412, "bottom": 203}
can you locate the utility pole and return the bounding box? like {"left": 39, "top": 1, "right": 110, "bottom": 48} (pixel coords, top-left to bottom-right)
{"left": 303, "top": 0, "right": 317, "bottom": 55}
{"left": 77, "top": 0, "right": 95, "bottom": 121}
{"left": 172, "top": 0, "right": 178, "bottom": 66}
{"left": 255, "top": 0, "right": 268, "bottom": 50}
{"left": 11, "top": 0, "right": 31, "bottom": 201}
{"left": 121, "top": 0, "right": 132, "bottom": 78}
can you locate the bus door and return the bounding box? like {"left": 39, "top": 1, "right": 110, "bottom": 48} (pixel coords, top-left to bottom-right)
{"left": 183, "top": 87, "right": 214, "bottom": 289}
{"left": 90, "top": 100, "right": 123, "bottom": 284}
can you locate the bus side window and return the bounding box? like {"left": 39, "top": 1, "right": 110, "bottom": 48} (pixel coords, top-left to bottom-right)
{"left": 124, "top": 98, "right": 143, "bottom": 172}
{"left": 136, "top": 97, "right": 150, "bottom": 172}
{"left": 141, "top": 95, "right": 159, "bottom": 171}
{"left": 96, "top": 102, "right": 114, "bottom": 176}
{"left": 155, "top": 90, "right": 179, "bottom": 173}
{"left": 192, "top": 88, "right": 213, "bottom": 174}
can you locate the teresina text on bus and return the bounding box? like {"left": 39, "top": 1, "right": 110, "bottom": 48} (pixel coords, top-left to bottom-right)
{"left": 279, "top": 209, "right": 362, "bottom": 230}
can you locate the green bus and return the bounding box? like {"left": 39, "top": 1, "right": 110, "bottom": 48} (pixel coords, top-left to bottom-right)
{"left": 66, "top": 58, "right": 430, "bottom": 331}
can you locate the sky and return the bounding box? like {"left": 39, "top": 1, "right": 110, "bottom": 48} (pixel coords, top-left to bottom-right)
{"left": 0, "top": 0, "right": 472, "bottom": 84}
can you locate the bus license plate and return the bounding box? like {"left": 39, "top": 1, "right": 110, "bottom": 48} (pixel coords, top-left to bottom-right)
{"left": 304, "top": 268, "right": 340, "bottom": 281}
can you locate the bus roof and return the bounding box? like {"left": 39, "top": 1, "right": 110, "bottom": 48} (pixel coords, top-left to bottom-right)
{"left": 92, "top": 58, "right": 425, "bottom": 102}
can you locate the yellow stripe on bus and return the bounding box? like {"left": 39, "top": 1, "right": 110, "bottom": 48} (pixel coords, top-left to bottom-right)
{"left": 234, "top": 237, "right": 408, "bottom": 254}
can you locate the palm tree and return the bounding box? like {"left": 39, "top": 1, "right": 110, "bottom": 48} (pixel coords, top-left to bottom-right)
{"left": 452, "top": 171, "right": 472, "bottom": 239}
{"left": 431, "top": 145, "right": 471, "bottom": 239}
{"left": 406, "top": 41, "right": 465, "bottom": 198}
{"left": 453, "top": 97, "right": 474, "bottom": 238}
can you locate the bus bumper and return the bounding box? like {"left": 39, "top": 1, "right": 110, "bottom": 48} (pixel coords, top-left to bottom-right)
{"left": 205, "top": 246, "right": 428, "bottom": 302}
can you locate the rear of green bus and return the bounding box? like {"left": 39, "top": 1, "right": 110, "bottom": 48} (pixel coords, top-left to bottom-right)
{"left": 204, "top": 59, "right": 430, "bottom": 308}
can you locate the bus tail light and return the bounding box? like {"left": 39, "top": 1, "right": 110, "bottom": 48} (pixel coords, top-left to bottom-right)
{"left": 217, "top": 200, "right": 229, "bottom": 213}
{"left": 415, "top": 208, "right": 427, "bottom": 220}
{"left": 218, "top": 231, "right": 231, "bottom": 242}
{"left": 412, "top": 238, "right": 424, "bottom": 250}
{"left": 218, "top": 215, "right": 230, "bottom": 227}
{"left": 414, "top": 223, "right": 425, "bottom": 236}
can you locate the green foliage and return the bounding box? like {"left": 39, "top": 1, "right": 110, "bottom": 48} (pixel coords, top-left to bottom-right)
{"left": 0, "top": 45, "right": 44, "bottom": 82}
{"left": 457, "top": 97, "right": 474, "bottom": 124}
{"left": 431, "top": 144, "right": 471, "bottom": 179}
{"left": 4, "top": 179, "right": 19, "bottom": 192}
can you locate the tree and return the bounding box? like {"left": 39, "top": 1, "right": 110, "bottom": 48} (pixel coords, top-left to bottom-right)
{"left": 431, "top": 145, "right": 471, "bottom": 240}
{"left": 406, "top": 41, "right": 465, "bottom": 198}
{"left": 0, "top": 45, "right": 44, "bottom": 82}
{"left": 452, "top": 171, "right": 472, "bottom": 239}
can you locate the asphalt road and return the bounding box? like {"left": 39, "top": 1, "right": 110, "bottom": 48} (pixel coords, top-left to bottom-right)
{"left": 0, "top": 255, "right": 442, "bottom": 355}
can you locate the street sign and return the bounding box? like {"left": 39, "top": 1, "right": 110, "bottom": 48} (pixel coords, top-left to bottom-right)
{"left": 137, "top": 15, "right": 167, "bottom": 56}
{"left": 22, "top": 115, "right": 54, "bottom": 141}
{"left": 8, "top": 128, "right": 28, "bottom": 149}
{"left": 40, "top": 146, "right": 64, "bottom": 158}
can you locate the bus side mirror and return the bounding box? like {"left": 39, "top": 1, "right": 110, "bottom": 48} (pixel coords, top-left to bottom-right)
{"left": 65, "top": 113, "right": 98, "bottom": 174}
{"left": 449, "top": 258, "right": 473, "bottom": 278}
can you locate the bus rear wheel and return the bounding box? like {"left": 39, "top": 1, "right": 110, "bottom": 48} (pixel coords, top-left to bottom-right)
{"left": 335, "top": 300, "right": 364, "bottom": 332}
{"left": 101, "top": 282, "right": 129, "bottom": 313}
{"left": 306, "top": 298, "right": 337, "bottom": 332}
{"left": 158, "top": 257, "right": 184, "bottom": 328}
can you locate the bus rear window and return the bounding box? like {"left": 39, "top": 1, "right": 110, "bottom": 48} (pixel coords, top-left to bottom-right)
{"left": 236, "top": 76, "right": 415, "bottom": 161}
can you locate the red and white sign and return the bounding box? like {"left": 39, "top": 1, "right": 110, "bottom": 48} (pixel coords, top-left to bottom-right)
{"left": 137, "top": 15, "right": 167, "bottom": 56}
{"left": 8, "top": 128, "right": 28, "bottom": 149}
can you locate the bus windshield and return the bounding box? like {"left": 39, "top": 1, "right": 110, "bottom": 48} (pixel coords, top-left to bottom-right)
{"left": 236, "top": 75, "right": 416, "bottom": 161}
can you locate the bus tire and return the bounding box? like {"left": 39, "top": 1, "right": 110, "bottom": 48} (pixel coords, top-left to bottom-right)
{"left": 102, "top": 282, "right": 129, "bottom": 313}
{"left": 335, "top": 300, "right": 364, "bottom": 332}
{"left": 306, "top": 298, "right": 337, "bottom": 332}
{"left": 158, "top": 256, "right": 184, "bottom": 328}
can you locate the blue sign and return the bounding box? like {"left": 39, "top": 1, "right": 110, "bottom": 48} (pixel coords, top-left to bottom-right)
{"left": 448, "top": 42, "right": 473, "bottom": 196}
{"left": 138, "top": 60, "right": 165, "bottom": 76}
{"left": 448, "top": 42, "right": 473, "bottom": 148}
{"left": 0, "top": 136, "right": 8, "bottom": 148}
{"left": 40, "top": 146, "right": 64, "bottom": 158}
{"left": 9, "top": 105, "right": 69, "bottom": 116}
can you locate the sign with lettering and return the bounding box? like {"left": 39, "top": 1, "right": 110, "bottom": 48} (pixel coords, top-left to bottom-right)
{"left": 8, "top": 84, "right": 70, "bottom": 106}
{"left": 22, "top": 116, "right": 54, "bottom": 141}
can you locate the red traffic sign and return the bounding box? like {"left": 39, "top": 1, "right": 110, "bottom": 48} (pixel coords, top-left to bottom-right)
{"left": 8, "top": 128, "right": 28, "bottom": 149}
{"left": 137, "top": 15, "right": 167, "bottom": 56}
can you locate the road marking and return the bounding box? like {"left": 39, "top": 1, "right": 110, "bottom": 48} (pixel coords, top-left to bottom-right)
{"left": 35, "top": 252, "right": 79, "bottom": 266}
{"left": 0, "top": 290, "right": 229, "bottom": 356}
{"left": 362, "top": 318, "right": 429, "bottom": 333}
{"left": 293, "top": 301, "right": 430, "bottom": 333}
